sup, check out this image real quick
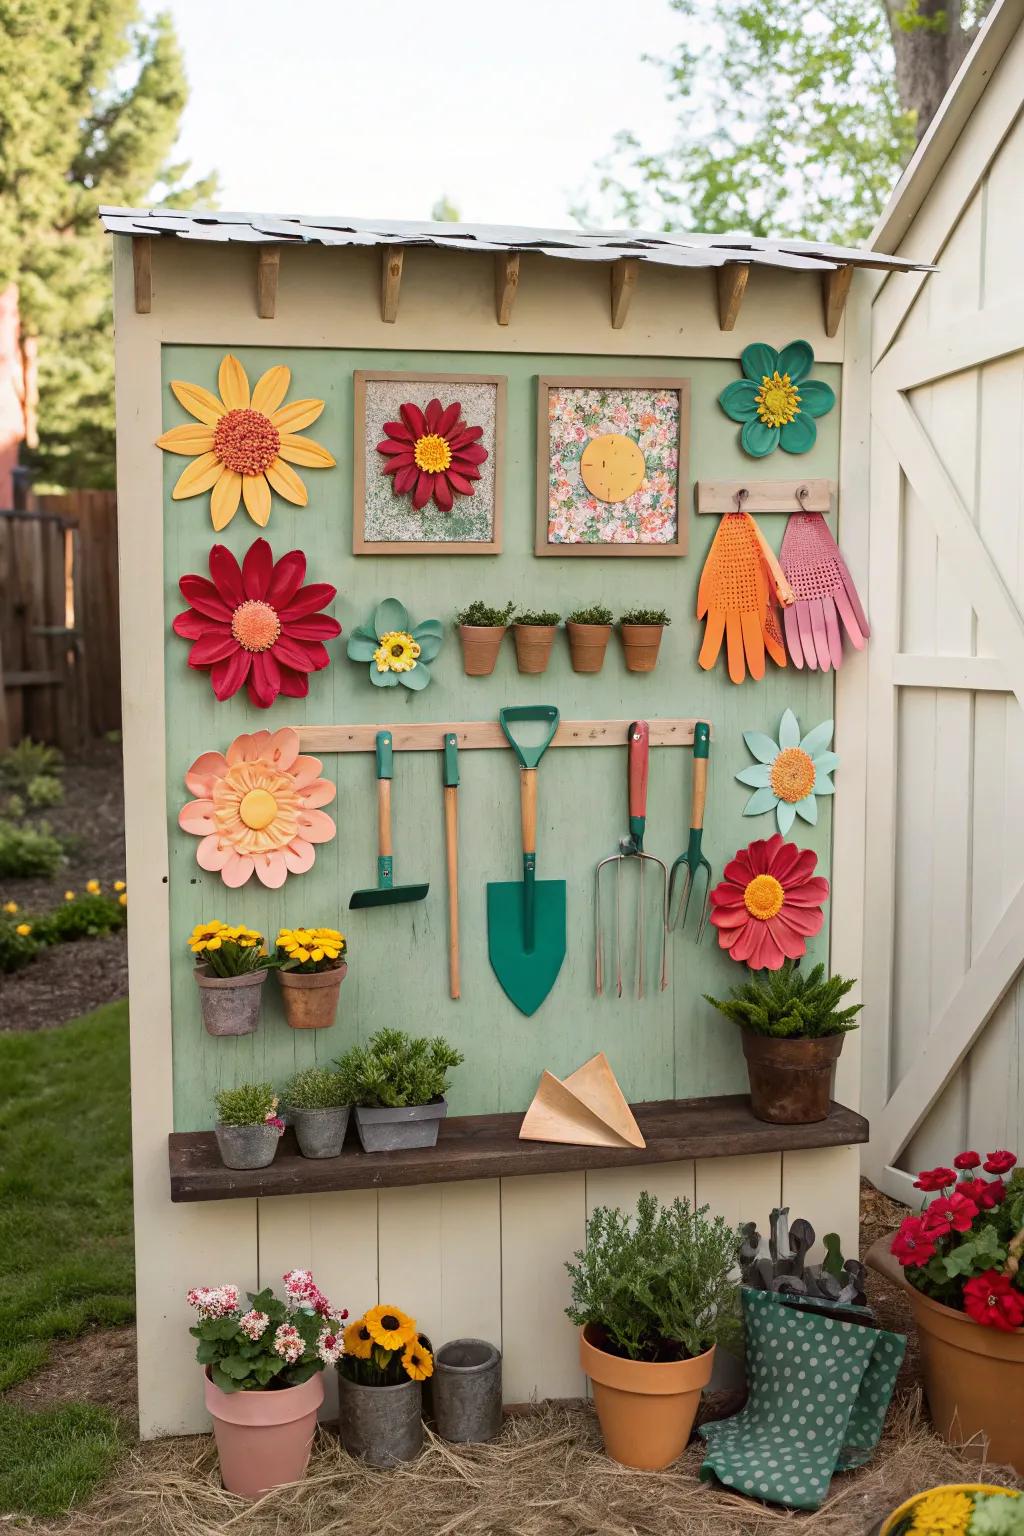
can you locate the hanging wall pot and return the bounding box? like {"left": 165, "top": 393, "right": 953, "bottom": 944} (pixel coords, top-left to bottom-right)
{"left": 736, "top": 709, "right": 838, "bottom": 833}
{"left": 347, "top": 597, "right": 444, "bottom": 690}
{"left": 718, "top": 341, "right": 835, "bottom": 459}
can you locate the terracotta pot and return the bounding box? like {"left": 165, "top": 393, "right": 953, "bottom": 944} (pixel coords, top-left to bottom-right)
{"left": 619, "top": 624, "right": 665, "bottom": 673}
{"left": 277, "top": 963, "right": 347, "bottom": 1030}
{"left": 204, "top": 1367, "right": 323, "bottom": 1498}
{"left": 579, "top": 1324, "right": 715, "bottom": 1469}
{"left": 194, "top": 965, "right": 267, "bottom": 1037}
{"left": 459, "top": 625, "right": 506, "bottom": 676}
{"left": 879, "top": 1486, "right": 1021, "bottom": 1536}
{"left": 512, "top": 624, "right": 557, "bottom": 675}
{"left": 566, "top": 622, "right": 611, "bottom": 675}
{"left": 741, "top": 1031, "right": 843, "bottom": 1124}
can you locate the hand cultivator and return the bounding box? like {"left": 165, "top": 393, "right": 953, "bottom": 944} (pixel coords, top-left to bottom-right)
{"left": 595, "top": 721, "right": 669, "bottom": 998}
{"left": 669, "top": 721, "right": 713, "bottom": 940}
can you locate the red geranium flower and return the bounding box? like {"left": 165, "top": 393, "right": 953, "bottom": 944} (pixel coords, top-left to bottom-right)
{"left": 953, "top": 1150, "right": 981, "bottom": 1170}
{"left": 963, "top": 1271, "right": 1024, "bottom": 1332}
{"left": 922, "top": 1192, "right": 978, "bottom": 1236}
{"left": 173, "top": 538, "right": 341, "bottom": 708}
{"left": 377, "top": 399, "right": 488, "bottom": 512}
{"left": 913, "top": 1167, "right": 956, "bottom": 1192}
{"left": 983, "top": 1150, "right": 1017, "bottom": 1175}
{"left": 957, "top": 1177, "right": 1006, "bottom": 1211}
{"left": 891, "top": 1216, "right": 938, "bottom": 1268}
{"left": 709, "top": 833, "right": 829, "bottom": 971}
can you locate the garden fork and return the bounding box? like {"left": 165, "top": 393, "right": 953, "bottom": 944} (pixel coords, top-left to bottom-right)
{"left": 595, "top": 721, "right": 669, "bottom": 998}
{"left": 668, "top": 721, "right": 712, "bottom": 940}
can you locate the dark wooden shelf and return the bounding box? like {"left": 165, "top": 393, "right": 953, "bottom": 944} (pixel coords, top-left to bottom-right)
{"left": 168, "top": 1096, "right": 868, "bottom": 1203}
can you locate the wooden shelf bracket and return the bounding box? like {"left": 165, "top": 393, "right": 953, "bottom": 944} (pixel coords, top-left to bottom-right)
{"left": 132, "top": 236, "right": 152, "bottom": 315}
{"left": 256, "top": 247, "right": 280, "bottom": 319}
{"left": 822, "top": 265, "right": 854, "bottom": 338}
{"left": 381, "top": 245, "right": 404, "bottom": 323}
{"left": 495, "top": 251, "right": 520, "bottom": 325}
{"left": 610, "top": 258, "right": 639, "bottom": 329}
{"left": 716, "top": 263, "right": 749, "bottom": 331}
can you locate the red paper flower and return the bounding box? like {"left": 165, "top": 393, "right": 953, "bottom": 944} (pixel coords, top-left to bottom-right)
{"left": 376, "top": 399, "right": 488, "bottom": 512}
{"left": 173, "top": 538, "right": 341, "bottom": 708}
{"left": 709, "top": 833, "right": 829, "bottom": 970}
{"left": 922, "top": 1192, "right": 978, "bottom": 1237}
{"left": 913, "top": 1167, "right": 957, "bottom": 1193}
{"left": 957, "top": 1177, "right": 1006, "bottom": 1210}
{"left": 983, "top": 1150, "right": 1017, "bottom": 1175}
{"left": 963, "top": 1271, "right": 1024, "bottom": 1332}
{"left": 953, "top": 1150, "right": 981, "bottom": 1170}
{"left": 891, "top": 1216, "right": 938, "bottom": 1269}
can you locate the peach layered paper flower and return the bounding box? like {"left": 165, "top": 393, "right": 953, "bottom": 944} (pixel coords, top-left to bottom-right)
{"left": 178, "top": 728, "right": 336, "bottom": 889}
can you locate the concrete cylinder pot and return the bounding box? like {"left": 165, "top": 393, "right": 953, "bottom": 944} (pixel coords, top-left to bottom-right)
{"left": 432, "top": 1339, "right": 503, "bottom": 1443}
{"left": 205, "top": 1368, "right": 323, "bottom": 1498}
{"left": 337, "top": 1372, "right": 423, "bottom": 1467}
{"left": 194, "top": 965, "right": 267, "bottom": 1037}
{"left": 459, "top": 625, "right": 506, "bottom": 676}
{"left": 353, "top": 1096, "right": 447, "bottom": 1153}
{"left": 741, "top": 1031, "right": 844, "bottom": 1124}
{"left": 289, "top": 1104, "right": 351, "bottom": 1159}
{"left": 214, "top": 1121, "right": 281, "bottom": 1170}
{"left": 619, "top": 623, "right": 665, "bottom": 673}
{"left": 566, "top": 622, "right": 611, "bottom": 674}
{"left": 277, "top": 963, "right": 347, "bottom": 1030}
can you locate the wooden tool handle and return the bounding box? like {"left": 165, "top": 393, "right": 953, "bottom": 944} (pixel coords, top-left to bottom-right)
{"left": 520, "top": 769, "right": 537, "bottom": 856}
{"left": 444, "top": 785, "right": 460, "bottom": 1000}
{"left": 691, "top": 757, "right": 707, "bottom": 831}
{"left": 377, "top": 778, "right": 393, "bottom": 857}
{"left": 627, "top": 720, "right": 650, "bottom": 820}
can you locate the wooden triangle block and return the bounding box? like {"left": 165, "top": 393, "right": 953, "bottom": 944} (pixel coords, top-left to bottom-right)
{"left": 564, "top": 1053, "right": 645, "bottom": 1148}
{"left": 519, "top": 1053, "right": 645, "bottom": 1149}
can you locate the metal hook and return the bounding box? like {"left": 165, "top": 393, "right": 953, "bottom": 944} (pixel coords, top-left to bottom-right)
{"left": 734, "top": 487, "right": 749, "bottom": 512}
{"left": 795, "top": 484, "right": 810, "bottom": 511}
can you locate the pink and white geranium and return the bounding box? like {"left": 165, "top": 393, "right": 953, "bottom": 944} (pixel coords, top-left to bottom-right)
{"left": 186, "top": 1284, "right": 240, "bottom": 1320}
{"left": 272, "top": 1323, "right": 303, "bottom": 1364}
{"left": 187, "top": 1268, "right": 349, "bottom": 1394}
{"left": 239, "top": 1309, "right": 269, "bottom": 1340}
{"left": 316, "top": 1326, "right": 344, "bottom": 1366}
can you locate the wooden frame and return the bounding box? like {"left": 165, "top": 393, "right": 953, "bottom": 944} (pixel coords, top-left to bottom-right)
{"left": 534, "top": 375, "right": 690, "bottom": 557}
{"left": 353, "top": 370, "right": 506, "bottom": 555}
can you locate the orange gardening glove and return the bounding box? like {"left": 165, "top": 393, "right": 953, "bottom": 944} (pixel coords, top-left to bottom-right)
{"left": 697, "top": 512, "right": 792, "bottom": 684}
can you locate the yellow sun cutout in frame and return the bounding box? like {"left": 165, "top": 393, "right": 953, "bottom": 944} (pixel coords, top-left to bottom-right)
{"left": 579, "top": 433, "right": 646, "bottom": 504}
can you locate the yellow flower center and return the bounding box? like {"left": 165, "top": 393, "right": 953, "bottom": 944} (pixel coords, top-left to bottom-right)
{"left": 755, "top": 371, "right": 801, "bottom": 428}
{"left": 744, "top": 873, "right": 785, "bottom": 921}
{"left": 413, "top": 433, "right": 452, "bottom": 473}
{"left": 231, "top": 599, "right": 281, "bottom": 653}
{"left": 239, "top": 787, "right": 279, "bottom": 830}
{"left": 373, "top": 631, "right": 421, "bottom": 674}
{"left": 213, "top": 408, "right": 280, "bottom": 475}
{"left": 770, "top": 747, "right": 816, "bottom": 804}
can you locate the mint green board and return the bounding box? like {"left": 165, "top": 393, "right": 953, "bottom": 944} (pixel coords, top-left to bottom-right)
{"left": 161, "top": 346, "right": 839, "bottom": 1130}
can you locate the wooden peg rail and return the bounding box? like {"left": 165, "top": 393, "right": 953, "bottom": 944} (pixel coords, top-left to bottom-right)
{"left": 298, "top": 718, "right": 709, "bottom": 755}
{"left": 695, "top": 478, "right": 834, "bottom": 515}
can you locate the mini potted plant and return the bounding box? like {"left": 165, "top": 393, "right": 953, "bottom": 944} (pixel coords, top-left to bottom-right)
{"left": 188, "top": 1268, "right": 348, "bottom": 1498}
{"left": 704, "top": 960, "right": 861, "bottom": 1124}
{"left": 189, "top": 920, "right": 268, "bottom": 1037}
{"left": 334, "top": 1027, "right": 464, "bottom": 1152}
{"left": 283, "top": 1065, "right": 351, "bottom": 1159}
{"left": 338, "top": 1305, "right": 433, "bottom": 1466}
{"left": 511, "top": 609, "right": 560, "bottom": 675}
{"left": 618, "top": 608, "right": 671, "bottom": 673}
{"left": 878, "top": 1486, "right": 1022, "bottom": 1536}
{"left": 868, "top": 1151, "right": 1023, "bottom": 1474}
{"left": 566, "top": 1191, "right": 740, "bottom": 1470}
{"left": 213, "top": 1082, "right": 285, "bottom": 1170}
{"left": 565, "top": 604, "right": 613, "bottom": 674}
{"left": 274, "top": 925, "right": 348, "bottom": 1030}
{"left": 455, "top": 599, "right": 515, "bottom": 676}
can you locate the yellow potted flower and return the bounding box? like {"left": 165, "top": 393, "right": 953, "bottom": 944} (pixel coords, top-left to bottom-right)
{"left": 189, "top": 921, "right": 268, "bottom": 1036}
{"left": 878, "top": 1485, "right": 1021, "bottom": 1536}
{"left": 337, "top": 1304, "right": 433, "bottom": 1466}
{"left": 274, "top": 925, "right": 348, "bottom": 1030}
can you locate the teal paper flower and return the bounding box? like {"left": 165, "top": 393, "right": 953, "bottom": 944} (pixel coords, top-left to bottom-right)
{"left": 736, "top": 708, "right": 838, "bottom": 834}
{"left": 346, "top": 597, "right": 443, "bottom": 691}
{"left": 719, "top": 340, "right": 835, "bottom": 458}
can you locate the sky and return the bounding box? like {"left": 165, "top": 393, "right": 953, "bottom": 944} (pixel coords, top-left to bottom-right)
{"left": 155, "top": 0, "right": 685, "bottom": 228}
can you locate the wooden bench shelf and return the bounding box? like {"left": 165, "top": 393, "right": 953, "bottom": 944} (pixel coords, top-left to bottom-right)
{"left": 168, "top": 1095, "right": 868, "bottom": 1203}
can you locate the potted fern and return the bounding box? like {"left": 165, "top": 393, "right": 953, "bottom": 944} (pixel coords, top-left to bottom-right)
{"left": 455, "top": 600, "right": 515, "bottom": 676}
{"left": 511, "top": 609, "right": 560, "bottom": 674}
{"left": 705, "top": 961, "right": 862, "bottom": 1124}
{"left": 335, "top": 1028, "right": 464, "bottom": 1152}
{"left": 618, "top": 608, "right": 670, "bottom": 673}
{"left": 566, "top": 604, "right": 613, "bottom": 674}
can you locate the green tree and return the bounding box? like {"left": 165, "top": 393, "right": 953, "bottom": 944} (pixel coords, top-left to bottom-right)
{"left": 0, "top": 3, "right": 216, "bottom": 488}
{"left": 576, "top": 0, "right": 992, "bottom": 241}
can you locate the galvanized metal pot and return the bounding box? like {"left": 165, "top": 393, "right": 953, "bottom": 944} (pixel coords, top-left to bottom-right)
{"left": 353, "top": 1096, "right": 447, "bottom": 1153}
{"left": 433, "top": 1339, "right": 503, "bottom": 1443}
{"left": 289, "top": 1104, "right": 351, "bottom": 1159}
{"left": 194, "top": 965, "right": 267, "bottom": 1037}
{"left": 214, "top": 1122, "right": 280, "bottom": 1170}
{"left": 741, "top": 1031, "right": 844, "bottom": 1124}
{"left": 337, "top": 1372, "right": 423, "bottom": 1467}
{"left": 277, "top": 963, "right": 347, "bottom": 1030}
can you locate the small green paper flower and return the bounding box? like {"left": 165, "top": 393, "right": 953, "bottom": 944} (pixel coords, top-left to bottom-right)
{"left": 736, "top": 708, "right": 839, "bottom": 834}
{"left": 346, "top": 597, "right": 443, "bottom": 691}
{"left": 719, "top": 340, "right": 835, "bottom": 458}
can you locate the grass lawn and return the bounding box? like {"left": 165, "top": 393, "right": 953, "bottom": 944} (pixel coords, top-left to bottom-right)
{"left": 0, "top": 999, "right": 134, "bottom": 1517}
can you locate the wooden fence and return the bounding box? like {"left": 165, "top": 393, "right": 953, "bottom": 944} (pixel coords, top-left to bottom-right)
{"left": 0, "top": 489, "right": 120, "bottom": 752}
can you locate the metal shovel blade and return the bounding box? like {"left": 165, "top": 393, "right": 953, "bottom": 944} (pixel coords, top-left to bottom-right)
{"left": 486, "top": 878, "right": 566, "bottom": 1017}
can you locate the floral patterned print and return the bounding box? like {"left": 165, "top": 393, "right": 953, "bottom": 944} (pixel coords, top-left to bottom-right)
{"left": 546, "top": 386, "right": 680, "bottom": 545}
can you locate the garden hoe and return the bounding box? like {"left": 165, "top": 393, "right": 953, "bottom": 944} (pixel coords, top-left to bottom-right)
{"left": 349, "top": 730, "right": 429, "bottom": 910}
{"left": 487, "top": 704, "right": 566, "bottom": 1016}
{"left": 595, "top": 720, "right": 669, "bottom": 998}
{"left": 669, "top": 720, "right": 712, "bottom": 940}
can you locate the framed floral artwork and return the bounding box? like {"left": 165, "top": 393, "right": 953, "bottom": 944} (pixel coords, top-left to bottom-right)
{"left": 353, "top": 371, "right": 505, "bottom": 555}
{"left": 535, "top": 376, "right": 690, "bottom": 558}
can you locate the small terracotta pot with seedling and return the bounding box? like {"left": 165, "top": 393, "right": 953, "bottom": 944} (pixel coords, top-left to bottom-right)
{"left": 566, "top": 605, "right": 613, "bottom": 674}
{"left": 456, "top": 600, "right": 515, "bottom": 676}
{"left": 618, "top": 609, "right": 670, "bottom": 674}
{"left": 511, "top": 609, "right": 560, "bottom": 675}
{"left": 335, "top": 1027, "right": 464, "bottom": 1153}
{"left": 274, "top": 925, "right": 348, "bottom": 1030}
{"left": 189, "top": 921, "right": 268, "bottom": 1037}
{"left": 283, "top": 1065, "right": 351, "bottom": 1159}
{"left": 213, "top": 1082, "right": 285, "bottom": 1170}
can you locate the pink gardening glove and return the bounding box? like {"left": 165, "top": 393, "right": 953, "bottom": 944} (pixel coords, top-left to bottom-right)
{"left": 779, "top": 513, "right": 869, "bottom": 671}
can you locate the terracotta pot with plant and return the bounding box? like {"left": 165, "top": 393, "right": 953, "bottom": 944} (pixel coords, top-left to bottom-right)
{"left": 283, "top": 1065, "right": 351, "bottom": 1159}
{"left": 188, "top": 1268, "right": 348, "bottom": 1498}
{"left": 335, "top": 1027, "right": 463, "bottom": 1153}
{"left": 337, "top": 1304, "right": 434, "bottom": 1466}
{"left": 274, "top": 925, "right": 348, "bottom": 1030}
{"left": 565, "top": 605, "right": 613, "bottom": 674}
{"left": 566, "top": 1190, "right": 740, "bottom": 1470}
{"left": 190, "top": 920, "right": 268, "bottom": 1037}
{"left": 867, "top": 1149, "right": 1023, "bottom": 1473}
{"left": 511, "top": 609, "right": 560, "bottom": 675}
{"left": 213, "top": 1082, "right": 285, "bottom": 1170}
{"left": 705, "top": 961, "right": 861, "bottom": 1125}
{"left": 618, "top": 608, "right": 670, "bottom": 673}
{"left": 456, "top": 599, "right": 515, "bottom": 676}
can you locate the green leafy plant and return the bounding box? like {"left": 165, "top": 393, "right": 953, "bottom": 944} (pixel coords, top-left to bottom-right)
{"left": 0, "top": 739, "right": 63, "bottom": 794}
{"left": 188, "top": 1272, "right": 347, "bottom": 1394}
{"left": 214, "top": 1082, "right": 278, "bottom": 1128}
{"left": 34, "top": 893, "right": 126, "bottom": 945}
{"left": 565, "top": 1191, "right": 741, "bottom": 1362}
{"left": 455, "top": 600, "right": 515, "bottom": 627}
{"left": 515, "top": 609, "right": 560, "bottom": 626}
{"left": 283, "top": 1066, "right": 349, "bottom": 1111}
{"left": 567, "top": 604, "right": 613, "bottom": 625}
{"left": 188, "top": 920, "right": 267, "bottom": 977}
{"left": 0, "top": 820, "right": 64, "bottom": 878}
{"left": 0, "top": 915, "right": 41, "bottom": 973}
{"left": 3, "top": 794, "right": 25, "bottom": 821}
{"left": 335, "top": 1028, "right": 464, "bottom": 1109}
{"left": 619, "top": 608, "right": 671, "bottom": 626}
{"left": 704, "top": 960, "right": 862, "bottom": 1039}
{"left": 25, "top": 774, "right": 63, "bottom": 810}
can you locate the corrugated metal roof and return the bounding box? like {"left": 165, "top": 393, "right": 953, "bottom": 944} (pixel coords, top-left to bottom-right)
{"left": 98, "top": 207, "right": 934, "bottom": 274}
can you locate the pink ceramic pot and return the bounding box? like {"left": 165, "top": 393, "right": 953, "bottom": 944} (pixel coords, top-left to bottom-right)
{"left": 204, "top": 1368, "right": 324, "bottom": 1498}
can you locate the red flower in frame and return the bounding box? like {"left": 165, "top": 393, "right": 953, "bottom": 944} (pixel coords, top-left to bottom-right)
{"left": 913, "top": 1167, "right": 957, "bottom": 1193}
{"left": 708, "top": 833, "right": 829, "bottom": 971}
{"left": 953, "top": 1150, "right": 981, "bottom": 1170}
{"left": 963, "top": 1271, "right": 1024, "bottom": 1332}
{"left": 922, "top": 1192, "right": 978, "bottom": 1237}
{"left": 173, "top": 538, "right": 341, "bottom": 708}
{"left": 983, "top": 1150, "right": 1017, "bottom": 1175}
{"left": 891, "top": 1216, "right": 938, "bottom": 1269}
{"left": 376, "top": 399, "right": 488, "bottom": 512}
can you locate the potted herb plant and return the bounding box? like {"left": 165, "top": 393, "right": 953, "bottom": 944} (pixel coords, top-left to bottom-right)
{"left": 618, "top": 608, "right": 670, "bottom": 673}
{"left": 213, "top": 1082, "right": 285, "bottom": 1170}
{"left": 189, "top": 920, "right": 268, "bottom": 1037}
{"left": 511, "top": 609, "right": 560, "bottom": 675}
{"left": 455, "top": 599, "right": 515, "bottom": 676}
{"left": 283, "top": 1065, "right": 351, "bottom": 1159}
{"left": 878, "top": 1486, "right": 1022, "bottom": 1536}
{"left": 868, "top": 1151, "right": 1023, "bottom": 1473}
{"left": 566, "top": 1191, "right": 740, "bottom": 1470}
{"left": 338, "top": 1304, "right": 433, "bottom": 1466}
{"left": 274, "top": 925, "right": 348, "bottom": 1030}
{"left": 565, "top": 604, "right": 613, "bottom": 674}
{"left": 704, "top": 960, "right": 861, "bottom": 1124}
{"left": 188, "top": 1268, "right": 348, "bottom": 1498}
{"left": 334, "top": 1027, "right": 463, "bottom": 1152}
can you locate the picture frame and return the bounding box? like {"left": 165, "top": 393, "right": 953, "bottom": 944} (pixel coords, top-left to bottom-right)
{"left": 535, "top": 375, "right": 690, "bottom": 558}
{"left": 353, "top": 370, "right": 506, "bottom": 555}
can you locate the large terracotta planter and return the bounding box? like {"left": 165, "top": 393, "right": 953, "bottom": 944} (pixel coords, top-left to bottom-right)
{"left": 741, "top": 1031, "right": 843, "bottom": 1124}
{"left": 194, "top": 965, "right": 267, "bottom": 1037}
{"left": 204, "top": 1368, "right": 324, "bottom": 1498}
{"left": 459, "top": 625, "right": 506, "bottom": 676}
{"left": 619, "top": 624, "right": 665, "bottom": 673}
{"left": 277, "top": 963, "right": 347, "bottom": 1030}
{"left": 579, "top": 1324, "right": 715, "bottom": 1469}
{"left": 566, "top": 622, "right": 611, "bottom": 674}
{"left": 512, "top": 624, "right": 557, "bottom": 675}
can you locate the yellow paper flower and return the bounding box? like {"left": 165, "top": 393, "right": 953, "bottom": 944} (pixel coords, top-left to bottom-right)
{"left": 85, "top": 879, "right": 101, "bottom": 895}
{"left": 113, "top": 880, "right": 126, "bottom": 892}
{"left": 373, "top": 631, "right": 420, "bottom": 675}
{"left": 755, "top": 370, "right": 801, "bottom": 428}
{"left": 15, "top": 923, "right": 31, "bottom": 937}
{"left": 907, "top": 1489, "right": 974, "bottom": 1536}
{"left": 343, "top": 1318, "right": 374, "bottom": 1359}
{"left": 402, "top": 1340, "right": 434, "bottom": 1382}
{"left": 156, "top": 355, "right": 336, "bottom": 530}
{"left": 364, "top": 1304, "right": 416, "bottom": 1351}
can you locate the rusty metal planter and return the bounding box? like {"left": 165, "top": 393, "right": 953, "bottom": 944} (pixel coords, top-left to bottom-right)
{"left": 741, "top": 1031, "right": 844, "bottom": 1124}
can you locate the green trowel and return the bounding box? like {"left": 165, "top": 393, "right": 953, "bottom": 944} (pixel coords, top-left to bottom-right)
{"left": 349, "top": 731, "right": 429, "bottom": 909}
